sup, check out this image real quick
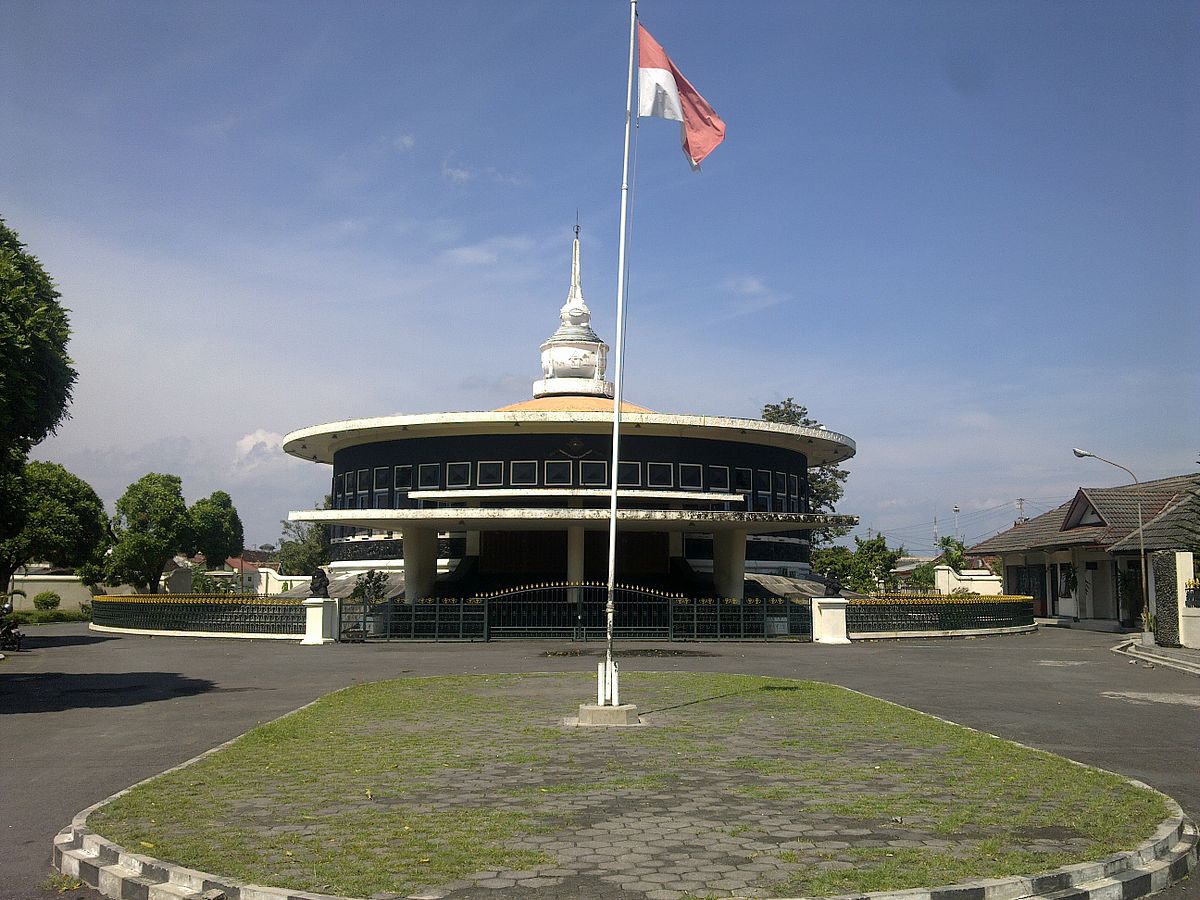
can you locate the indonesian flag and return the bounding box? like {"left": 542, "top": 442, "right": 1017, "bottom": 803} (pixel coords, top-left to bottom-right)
{"left": 637, "top": 23, "right": 726, "bottom": 170}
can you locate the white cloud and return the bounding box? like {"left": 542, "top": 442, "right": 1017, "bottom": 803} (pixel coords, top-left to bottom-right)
{"left": 441, "top": 159, "right": 474, "bottom": 183}
{"left": 393, "top": 133, "right": 416, "bottom": 150}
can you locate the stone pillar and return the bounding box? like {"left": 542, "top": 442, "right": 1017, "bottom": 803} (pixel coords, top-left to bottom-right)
{"left": 712, "top": 529, "right": 747, "bottom": 600}
{"left": 402, "top": 527, "right": 438, "bottom": 601}
{"left": 567, "top": 526, "right": 585, "bottom": 584}
{"left": 1151, "top": 550, "right": 1193, "bottom": 647}
{"left": 812, "top": 597, "right": 851, "bottom": 644}
{"left": 301, "top": 598, "right": 338, "bottom": 645}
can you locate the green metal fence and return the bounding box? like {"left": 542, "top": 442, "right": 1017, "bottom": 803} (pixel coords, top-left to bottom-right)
{"left": 92, "top": 595, "right": 305, "bottom": 635}
{"left": 847, "top": 594, "right": 1034, "bottom": 634}
{"left": 339, "top": 583, "right": 814, "bottom": 642}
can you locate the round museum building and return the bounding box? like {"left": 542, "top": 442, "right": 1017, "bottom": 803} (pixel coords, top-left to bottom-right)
{"left": 283, "top": 233, "right": 856, "bottom": 605}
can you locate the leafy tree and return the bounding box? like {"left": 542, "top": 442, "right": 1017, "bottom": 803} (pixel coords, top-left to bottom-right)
{"left": 846, "top": 535, "right": 904, "bottom": 593}
{"left": 0, "top": 461, "right": 108, "bottom": 594}
{"left": 189, "top": 563, "right": 240, "bottom": 595}
{"left": 761, "top": 397, "right": 850, "bottom": 545}
{"left": 936, "top": 536, "right": 967, "bottom": 573}
{"left": 0, "top": 219, "right": 78, "bottom": 550}
{"left": 188, "top": 490, "right": 244, "bottom": 570}
{"left": 0, "top": 219, "right": 77, "bottom": 456}
{"left": 908, "top": 561, "right": 938, "bottom": 590}
{"left": 810, "top": 545, "right": 853, "bottom": 585}
{"left": 278, "top": 497, "right": 331, "bottom": 576}
{"left": 350, "top": 569, "right": 387, "bottom": 601}
{"left": 810, "top": 535, "right": 904, "bottom": 594}
{"left": 106, "top": 473, "right": 193, "bottom": 593}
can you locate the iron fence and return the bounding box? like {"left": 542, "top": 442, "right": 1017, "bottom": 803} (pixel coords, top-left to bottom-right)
{"left": 848, "top": 594, "right": 1034, "bottom": 634}
{"left": 338, "top": 583, "right": 813, "bottom": 642}
{"left": 92, "top": 595, "right": 305, "bottom": 635}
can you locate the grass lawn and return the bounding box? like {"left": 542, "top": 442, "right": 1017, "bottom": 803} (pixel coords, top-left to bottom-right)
{"left": 88, "top": 672, "right": 1168, "bottom": 899}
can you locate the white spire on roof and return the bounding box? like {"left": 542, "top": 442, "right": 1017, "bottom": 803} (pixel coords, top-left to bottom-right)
{"left": 534, "top": 225, "right": 613, "bottom": 400}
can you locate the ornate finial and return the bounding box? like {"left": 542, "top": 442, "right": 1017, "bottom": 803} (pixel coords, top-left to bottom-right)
{"left": 532, "top": 224, "right": 613, "bottom": 400}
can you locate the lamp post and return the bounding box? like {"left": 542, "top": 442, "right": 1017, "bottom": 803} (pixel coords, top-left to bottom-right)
{"left": 1072, "top": 448, "right": 1148, "bottom": 632}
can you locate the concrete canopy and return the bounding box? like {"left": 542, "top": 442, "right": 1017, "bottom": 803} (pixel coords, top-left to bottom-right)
{"left": 289, "top": 507, "right": 858, "bottom": 534}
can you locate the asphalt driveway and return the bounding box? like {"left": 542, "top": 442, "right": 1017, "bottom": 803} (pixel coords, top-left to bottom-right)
{"left": 1, "top": 625, "right": 1196, "bottom": 900}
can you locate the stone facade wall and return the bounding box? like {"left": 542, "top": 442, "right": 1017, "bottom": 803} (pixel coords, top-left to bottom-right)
{"left": 1152, "top": 551, "right": 1180, "bottom": 647}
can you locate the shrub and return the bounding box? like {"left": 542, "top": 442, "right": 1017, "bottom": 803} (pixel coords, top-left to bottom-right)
{"left": 32, "top": 591, "right": 62, "bottom": 610}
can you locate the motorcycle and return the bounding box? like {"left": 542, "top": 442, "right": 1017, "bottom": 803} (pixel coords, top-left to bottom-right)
{"left": 0, "top": 619, "right": 23, "bottom": 652}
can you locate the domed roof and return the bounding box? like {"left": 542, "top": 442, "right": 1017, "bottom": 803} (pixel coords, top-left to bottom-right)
{"left": 495, "top": 396, "right": 654, "bottom": 413}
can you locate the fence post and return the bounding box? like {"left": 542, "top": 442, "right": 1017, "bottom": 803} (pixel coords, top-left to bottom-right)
{"left": 812, "top": 597, "right": 851, "bottom": 644}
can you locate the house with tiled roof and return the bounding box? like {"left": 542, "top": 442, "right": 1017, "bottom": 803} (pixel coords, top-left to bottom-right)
{"left": 969, "top": 474, "right": 1200, "bottom": 630}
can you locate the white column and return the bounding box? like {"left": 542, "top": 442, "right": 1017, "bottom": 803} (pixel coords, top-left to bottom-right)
{"left": 712, "top": 529, "right": 747, "bottom": 600}
{"left": 567, "top": 526, "right": 585, "bottom": 583}
{"left": 402, "top": 527, "right": 438, "bottom": 601}
{"left": 1175, "top": 552, "right": 1198, "bottom": 649}
{"left": 668, "top": 530, "right": 683, "bottom": 558}
{"left": 812, "top": 596, "right": 851, "bottom": 644}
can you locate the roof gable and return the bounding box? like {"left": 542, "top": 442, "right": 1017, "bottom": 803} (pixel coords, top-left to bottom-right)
{"left": 1061, "top": 489, "right": 1107, "bottom": 530}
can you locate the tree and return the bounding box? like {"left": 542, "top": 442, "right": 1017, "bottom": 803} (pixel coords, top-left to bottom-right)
{"left": 188, "top": 490, "right": 244, "bottom": 570}
{"left": 810, "top": 545, "right": 853, "bottom": 585}
{"left": 0, "top": 461, "right": 109, "bottom": 594}
{"left": 936, "top": 536, "right": 967, "bottom": 573}
{"left": 761, "top": 397, "right": 850, "bottom": 545}
{"left": 908, "top": 561, "right": 938, "bottom": 590}
{"left": 0, "top": 219, "right": 77, "bottom": 456}
{"left": 0, "top": 219, "right": 78, "bottom": 551}
{"left": 278, "top": 497, "right": 331, "bottom": 576}
{"left": 809, "top": 535, "right": 904, "bottom": 594}
{"left": 106, "top": 473, "right": 192, "bottom": 593}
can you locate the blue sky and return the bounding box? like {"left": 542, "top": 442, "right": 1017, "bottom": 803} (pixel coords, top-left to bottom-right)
{"left": 2, "top": 0, "right": 1196, "bottom": 549}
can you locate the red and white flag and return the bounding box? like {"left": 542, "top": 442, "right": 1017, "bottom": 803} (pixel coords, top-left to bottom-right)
{"left": 637, "top": 23, "right": 726, "bottom": 170}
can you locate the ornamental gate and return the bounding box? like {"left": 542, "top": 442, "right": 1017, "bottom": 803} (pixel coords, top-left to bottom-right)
{"left": 337, "top": 583, "right": 813, "bottom": 642}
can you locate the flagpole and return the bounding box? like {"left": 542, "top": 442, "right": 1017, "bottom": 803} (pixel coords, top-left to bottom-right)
{"left": 603, "top": 0, "right": 638, "bottom": 706}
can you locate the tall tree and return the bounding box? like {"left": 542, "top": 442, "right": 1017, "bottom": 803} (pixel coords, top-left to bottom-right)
{"left": 0, "top": 219, "right": 77, "bottom": 454}
{"left": 0, "top": 461, "right": 109, "bottom": 593}
{"left": 0, "top": 218, "right": 78, "bottom": 547}
{"left": 189, "top": 490, "right": 244, "bottom": 569}
{"left": 810, "top": 535, "right": 904, "bottom": 594}
{"left": 936, "top": 536, "right": 968, "bottom": 573}
{"left": 761, "top": 397, "right": 850, "bottom": 545}
{"left": 106, "top": 473, "right": 193, "bottom": 593}
{"left": 278, "top": 497, "right": 331, "bottom": 576}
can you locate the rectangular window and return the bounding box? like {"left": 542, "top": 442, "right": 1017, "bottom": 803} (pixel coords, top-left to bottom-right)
{"left": 707, "top": 465, "right": 730, "bottom": 491}
{"left": 418, "top": 463, "right": 440, "bottom": 490}
{"left": 774, "top": 471, "right": 786, "bottom": 495}
{"left": 511, "top": 460, "right": 537, "bottom": 486}
{"left": 678, "top": 463, "right": 703, "bottom": 489}
{"left": 544, "top": 460, "right": 572, "bottom": 486}
{"left": 477, "top": 461, "right": 503, "bottom": 486}
{"left": 647, "top": 462, "right": 673, "bottom": 488}
{"left": 394, "top": 491, "right": 409, "bottom": 509}
{"left": 755, "top": 493, "right": 771, "bottom": 512}
{"left": 394, "top": 465, "right": 412, "bottom": 490}
{"left": 374, "top": 467, "right": 390, "bottom": 490}
{"left": 358, "top": 495, "right": 368, "bottom": 509}
{"left": 734, "top": 467, "right": 753, "bottom": 492}
{"left": 374, "top": 490, "right": 389, "bottom": 508}
{"left": 580, "top": 460, "right": 608, "bottom": 486}
{"left": 755, "top": 469, "right": 771, "bottom": 493}
{"left": 617, "top": 461, "right": 641, "bottom": 487}
{"left": 788, "top": 474, "right": 799, "bottom": 497}
{"left": 446, "top": 462, "right": 471, "bottom": 488}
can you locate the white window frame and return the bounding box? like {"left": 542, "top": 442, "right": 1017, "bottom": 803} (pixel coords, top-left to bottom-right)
{"left": 707, "top": 465, "right": 730, "bottom": 491}
{"left": 394, "top": 465, "right": 413, "bottom": 490}
{"left": 446, "top": 461, "right": 472, "bottom": 489}
{"left": 477, "top": 460, "right": 504, "bottom": 487}
{"left": 510, "top": 460, "right": 538, "bottom": 486}
{"left": 418, "top": 463, "right": 440, "bottom": 490}
{"left": 617, "top": 460, "right": 642, "bottom": 487}
{"left": 580, "top": 460, "right": 608, "bottom": 486}
{"left": 544, "top": 459, "right": 572, "bottom": 486}
{"left": 678, "top": 463, "right": 703, "bottom": 490}
{"left": 647, "top": 462, "right": 673, "bottom": 488}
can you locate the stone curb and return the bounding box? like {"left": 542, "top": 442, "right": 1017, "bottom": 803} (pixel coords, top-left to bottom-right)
{"left": 52, "top": 675, "right": 1199, "bottom": 900}
{"left": 1112, "top": 639, "right": 1200, "bottom": 678}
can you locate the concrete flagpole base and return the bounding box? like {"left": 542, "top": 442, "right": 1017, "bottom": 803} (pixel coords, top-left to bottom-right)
{"left": 576, "top": 703, "right": 641, "bottom": 726}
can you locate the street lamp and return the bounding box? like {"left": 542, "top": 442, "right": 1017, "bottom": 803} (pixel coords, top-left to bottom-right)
{"left": 1072, "top": 448, "right": 1148, "bottom": 631}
